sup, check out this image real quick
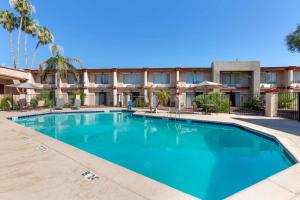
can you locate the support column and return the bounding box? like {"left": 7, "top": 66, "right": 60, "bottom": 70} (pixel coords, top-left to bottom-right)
{"left": 26, "top": 72, "right": 35, "bottom": 105}
{"left": 83, "top": 70, "right": 90, "bottom": 106}
{"left": 113, "top": 89, "right": 118, "bottom": 107}
{"left": 113, "top": 69, "right": 118, "bottom": 107}
{"left": 113, "top": 70, "right": 118, "bottom": 88}
{"left": 287, "top": 70, "right": 293, "bottom": 88}
{"left": 176, "top": 68, "right": 180, "bottom": 87}
{"left": 265, "top": 92, "right": 278, "bottom": 117}
{"left": 144, "top": 70, "right": 148, "bottom": 103}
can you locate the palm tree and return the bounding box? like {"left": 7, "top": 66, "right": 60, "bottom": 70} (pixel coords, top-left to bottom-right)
{"left": 0, "top": 10, "right": 19, "bottom": 67}
{"left": 9, "top": 0, "right": 35, "bottom": 68}
{"left": 22, "top": 17, "right": 38, "bottom": 67}
{"left": 154, "top": 91, "right": 170, "bottom": 112}
{"left": 31, "top": 26, "right": 54, "bottom": 68}
{"left": 286, "top": 24, "right": 300, "bottom": 53}
{"left": 39, "top": 44, "right": 82, "bottom": 83}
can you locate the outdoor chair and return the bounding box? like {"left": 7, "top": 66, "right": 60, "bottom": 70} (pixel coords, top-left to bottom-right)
{"left": 55, "top": 99, "right": 64, "bottom": 110}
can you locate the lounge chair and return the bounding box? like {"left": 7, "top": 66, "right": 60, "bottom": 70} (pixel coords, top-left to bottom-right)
{"left": 55, "top": 99, "right": 64, "bottom": 110}
{"left": 72, "top": 99, "right": 81, "bottom": 110}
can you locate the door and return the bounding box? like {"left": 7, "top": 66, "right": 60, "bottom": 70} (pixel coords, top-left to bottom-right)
{"left": 186, "top": 92, "right": 194, "bottom": 108}
{"left": 0, "top": 84, "right": 4, "bottom": 94}
{"left": 227, "top": 92, "right": 236, "bottom": 107}
{"left": 96, "top": 92, "right": 107, "bottom": 106}
{"left": 132, "top": 92, "right": 140, "bottom": 102}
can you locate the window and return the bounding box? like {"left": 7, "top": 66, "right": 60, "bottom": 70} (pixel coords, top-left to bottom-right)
{"left": 95, "top": 74, "right": 112, "bottom": 84}
{"left": 67, "top": 74, "right": 77, "bottom": 84}
{"left": 294, "top": 72, "right": 300, "bottom": 83}
{"left": 261, "top": 72, "right": 277, "bottom": 84}
{"left": 123, "top": 73, "right": 141, "bottom": 85}
{"left": 221, "top": 73, "right": 240, "bottom": 86}
{"left": 153, "top": 73, "right": 170, "bottom": 85}
{"left": 41, "top": 75, "right": 55, "bottom": 84}
{"left": 185, "top": 72, "right": 204, "bottom": 84}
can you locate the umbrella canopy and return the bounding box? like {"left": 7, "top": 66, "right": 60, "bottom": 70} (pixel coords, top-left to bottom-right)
{"left": 7, "top": 82, "right": 41, "bottom": 90}
{"left": 197, "top": 81, "right": 224, "bottom": 89}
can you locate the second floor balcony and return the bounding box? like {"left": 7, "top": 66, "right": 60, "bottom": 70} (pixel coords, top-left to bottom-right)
{"left": 220, "top": 72, "right": 241, "bottom": 87}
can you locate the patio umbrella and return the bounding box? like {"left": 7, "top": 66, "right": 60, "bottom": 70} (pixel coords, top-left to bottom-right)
{"left": 193, "top": 81, "right": 224, "bottom": 93}
{"left": 6, "top": 82, "right": 41, "bottom": 90}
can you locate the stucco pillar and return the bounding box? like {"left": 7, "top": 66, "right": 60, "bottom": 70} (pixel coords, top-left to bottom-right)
{"left": 288, "top": 70, "right": 293, "bottom": 87}
{"left": 176, "top": 69, "right": 180, "bottom": 86}
{"left": 144, "top": 70, "right": 148, "bottom": 103}
{"left": 113, "top": 89, "right": 118, "bottom": 107}
{"left": 113, "top": 70, "right": 118, "bottom": 87}
{"left": 26, "top": 73, "right": 35, "bottom": 105}
{"left": 83, "top": 71, "right": 90, "bottom": 106}
{"left": 265, "top": 93, "right": 278, "bottom": 117}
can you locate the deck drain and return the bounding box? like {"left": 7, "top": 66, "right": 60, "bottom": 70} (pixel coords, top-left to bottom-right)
{"left": 82, "top": 170, "right": 99, "bottom": 181}
{"left": 37, "top": 145, "right": 48, "bottom": 152}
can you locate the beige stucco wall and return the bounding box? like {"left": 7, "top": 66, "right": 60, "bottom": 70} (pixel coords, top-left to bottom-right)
{"left": 0, "top": 67, "right": 28, "bottom": 80}
{"left": 212, "top": 61, "right": 261, "bottom": 94}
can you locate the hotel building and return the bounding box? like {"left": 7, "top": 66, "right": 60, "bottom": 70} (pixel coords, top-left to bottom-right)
{"left": 0, "top": 61, "right": 300, "bottom": 108}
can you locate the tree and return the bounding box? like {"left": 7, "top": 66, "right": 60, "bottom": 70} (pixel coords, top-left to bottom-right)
{"left": 286, "top": 24, "right": 300, "bottom": 53}
{"left": 39, "top": 44, "right": 82, "bottom": 83}
{"left": 0, "top": 10, "right": 19, "bottom": 67}
{"left": 21, "top": 17, "right": 38, "bottom": 67}
{"left": 31, "top": 26, "right": 54, "bottom": 68}
{"left": 9, "top": 0, "right": 35, "bottom": 68}
{"left": 154, "top": 91, "right": 170, "bottom": 112}
{"left": 146, "top": 86, "right": 154, "bottom": 112}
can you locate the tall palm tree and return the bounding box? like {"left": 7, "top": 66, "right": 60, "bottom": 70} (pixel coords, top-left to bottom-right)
{"left": 39, "top": 44, "right": 82, "bottom": 83}
{"left": 0, "top": 10, "right": 19, "bottom": 67}
{"left": 22, "top": 17, "right": 38, "bottom": 67}
{"left": 9, "top": 0, "right": 35, "bottom": 68}
{"left": 31, "top": 26, "right": 54, "bottom": 69}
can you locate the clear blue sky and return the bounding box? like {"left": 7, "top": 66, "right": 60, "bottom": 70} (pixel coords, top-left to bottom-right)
{"left": 1, "top": 0, "right": 300, "bottom": 69}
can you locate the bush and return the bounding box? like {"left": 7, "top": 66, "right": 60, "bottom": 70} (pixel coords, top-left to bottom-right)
{"left": 133, "top": 98, "right": 148, "bottom": 107}
{"left": 0, "top": 96, "right": 16, "bottom": 111}
{"left": 278, "top": 93, "right": 296, "bottom": 109}
{"left": 30, "top": 98, "right": 38, "bottom": 108}
{"left": 194, "top": 92, "right": 230, "bottom": 113}
{"left": 68, "top": 89, "right": 85, "bottom": 106}
{"left": 243, "top": 96, "right": 265, "bottom": 111}
{"left": 36, "top": 90, "right": 55, "bottom": 108}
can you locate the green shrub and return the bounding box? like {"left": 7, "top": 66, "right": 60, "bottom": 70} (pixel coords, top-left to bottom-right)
{"left": 194, "top": 92, "right": 230, "bottom": 113}
{"left": 36, "top": 90, "right": 55, "bottom": 108}
{"left": 133, "top": 98, "right": 148, "bottom": 107}
{"left": 0, "top": 96, "right": 16, "bottom": 111}
{"left": 30, "top": 98, "right": 38, "bottom": 108}
{"left": 278, "top": 93, "right": 296, "bottom": 109}
{"left": 68, "top": 89, "right": 85, "bottom": 106}
{"left": 243, "top": 96, "right": 265, "bottom": 111}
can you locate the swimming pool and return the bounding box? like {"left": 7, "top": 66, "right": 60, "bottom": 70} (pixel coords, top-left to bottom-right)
{"left": 14, "top": 111, "right": 295, "bottom": 200}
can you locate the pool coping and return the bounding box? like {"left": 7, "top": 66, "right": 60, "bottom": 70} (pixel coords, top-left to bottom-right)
{"left": 4, "top": 109, "right": 300, "bottom": 199}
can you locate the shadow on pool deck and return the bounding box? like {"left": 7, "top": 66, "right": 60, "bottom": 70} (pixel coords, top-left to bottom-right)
{"left": 232, "top": 117, "right": 300, "bottom": 136}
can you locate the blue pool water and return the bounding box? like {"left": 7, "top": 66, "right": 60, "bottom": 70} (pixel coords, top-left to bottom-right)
{"left": 15, "top": 112, "right": 294, "bottom": 200}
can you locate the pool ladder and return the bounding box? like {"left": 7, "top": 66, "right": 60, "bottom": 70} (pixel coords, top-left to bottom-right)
{"left": 167, "top": 108, "right": 181, "bottom": 120}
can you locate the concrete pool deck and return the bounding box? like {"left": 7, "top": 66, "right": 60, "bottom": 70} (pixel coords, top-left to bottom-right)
{"left": 0, "top": 108, "right": 300, "bottom": 200}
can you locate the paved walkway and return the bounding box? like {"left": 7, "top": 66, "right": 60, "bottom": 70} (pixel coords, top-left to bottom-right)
{"left": 0, "top": 108, "right": 300, "bottom": 200}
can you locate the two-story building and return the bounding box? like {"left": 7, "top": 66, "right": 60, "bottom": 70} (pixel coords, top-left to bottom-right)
{"left": 1, "top": 61, "right": 300, "bottom": 108}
